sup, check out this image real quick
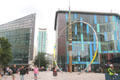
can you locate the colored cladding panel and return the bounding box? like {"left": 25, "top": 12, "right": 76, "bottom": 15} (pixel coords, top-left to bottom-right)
{"left": 94, "top": 43, "right": 96, "bottom": 51}
{"left": 87, "top": 24, "right": 89, "bottom": 33}
{"left": 93, "top": 34, "right": 96, "bottom": 51}
{"left": 74, "top": 13, "right": 78, "bottom": 19}
{"left": 115, "top": 22, "right": 118, "bottom": 31}
{"left": 67, "top": 51, "right": 69, "bottom": 64}
{"left": 103, "top": 51, "right": 108, "bottom": 53}
{"left": 99, "top": 42, "right": 101, "bottom": 53}
{"left": 81, "top": 34, "right": 83, "bottom": 41}
{"left": 90, "top": 43, "right": 93, "bottom": 61}
{"left": 105, "top": 16, "right": 108, "bottom": 22}
{"left": 94, "top": 15, "right": 97, "bottom": 24}
{"left": 72, "top": 62, "right": 99, "bottom": 64}
{"left": 113, "top": 16, "right": 116, "bottom": 22}
{"left": 65, "top": 13, "right": 68, "bottom": 22}
{"left": 80, "top": 17, "right": 83, "bottom": 26}
{"left": 82, "top": 43, "right": 84, "bottom": 51}
{"left": 114, "top": 31, "right": 117, "bottom": 40}
{"left": 77, "top": 35, "right": 79, "bottom": 40}
{"left": 72, "top": 44, "right": 74, "bottom": 50}
{"left": 104, "top": 32, "right": 108, "bottom": 41}
{"left": 81, "top": 34, "right": 84, "bottom": 51}
{"left": 97, "top": 24, "right": 100, "bottom": 32}
{"left": 78, "top": 51, "right": 80, "bottom": 61}
{"left": 75, "top": 24, "right": 77, "bottom": 35}
{"left": 117, "top": 40, "right": 120, "bottom": 51}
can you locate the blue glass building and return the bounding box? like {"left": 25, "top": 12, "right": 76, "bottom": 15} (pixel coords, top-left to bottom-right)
{"left": 38, "top": 28, "right": 47, "bottom": 53}
{"left": 0, "top": 14, "right": 37, "bottom": 65}
{"left": 54, "top": 10, "right": 120, "bottom": 71}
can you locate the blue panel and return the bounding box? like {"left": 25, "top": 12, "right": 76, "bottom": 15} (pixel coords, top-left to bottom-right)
{"left": 94, "top": 43, "right": 96, "bottom": 51}
{"left": 99, "top": 42, "right": 101, "bottom": 53}
{"left": 113, "top": 16, "right": 115, "bottom": 22}
{"left": 65, "top": 13, "right": 68, "bottom": 22}
{"left": 97, "top": 24, "right": 100, "bottom": 32}
{"left": 78, "top": 56, "right": 80, "bottom": 62}
{"left": 87, "top": 24, "right": 89, "bottom": 33}
{"left": 105, "top": 16, "right": 108, "bottom": 22}
{"left": 90, "top": 43, "right": 92, "bottom": 61}
{"left": 81, "top": 34, "right": 84, "bottom": 51}
{"left": 67, "top": 51, "right": 69, "bottom": 64}
{"left": 115, "top": 22, "right": 117, "bottom": 31}
{"left": 72, "top": 61, "right": 99, "bottom": 64}
{"left": 114, "top": 31, "right": 117, "bottom": 40}
{"left": 78, "top": 51, "right": 80, "bottom": 61}
{"left": 80, "top": 17, "right": 83, "bottom": 26}
{"left": 75, "top": 24, "right": 77, "bottom": 35}
{"left": 117, "top": 40, "right": 120, "bottom": 51}
{"left": 74, "top": 13, "right": 78, "bottom": 19}
{"left": 103, "top": 51, "right": 108, "bottom": 53}
{"left": 82, "top": 44, "right": 84, "bottom": 51}
{"left": 72, "top": 44, "right": 74, "bottom": 50}
{"left": 77, "top": 35, "right": 79, "bottom": 40}
{"left": 78, "top": 51, "right": 80, "bottom": 56}
{"left": 94, "top": 33, "right": 96, "bottom": 51}
{"left": 94, "top": 15, "right": 97, "bottom": 24}
{"left": 81, "top": 34, "right": 83, "bottom": 41}
{"left": 104, "top": 32, "right": 108, "bottom": 41}
{"left": 93, "top": 33, "right": 96, "bottom": 41}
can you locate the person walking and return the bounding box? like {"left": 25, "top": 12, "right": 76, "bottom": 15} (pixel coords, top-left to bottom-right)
{"left": 0, "top": 68, "right": 2, "bottom": 80}
{"left": 108, "top": 64, "right": 118, "bottom": 80}
{"left": 19, "top": 66, "right": 26, "bottom": 80}
{"left": 0, "top": 73, "right": 1, "bottom": 80}
{"left": 53, "top": 67, "right": 57, "bottom": 77}
{"left": 12, "top": 64, "right": 18, "bottom": 80}
{"left": 34, "top": 65, "right": 39, "bottom": 80}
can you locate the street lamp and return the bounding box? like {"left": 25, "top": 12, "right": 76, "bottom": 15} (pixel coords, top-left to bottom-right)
{"left": 39, "top": 53, "right": 40, "bottom": 68}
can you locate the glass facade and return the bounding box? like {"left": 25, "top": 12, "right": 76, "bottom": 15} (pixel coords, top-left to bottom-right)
{"left": 55, "top": 11, "right": 120, "bottom": 71}
{"left": 0, "top": 14, "right": 36, "bottom": 65}
{"left": 38, "top": 28, "right": 47, "bottom": 53}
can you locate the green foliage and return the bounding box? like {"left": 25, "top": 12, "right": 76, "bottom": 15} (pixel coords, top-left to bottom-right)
{"left": 0, "top": 37, "right": 13, "bottom": 66}
{"left": 34, "top": 52, "right": 49, "bottom": 68}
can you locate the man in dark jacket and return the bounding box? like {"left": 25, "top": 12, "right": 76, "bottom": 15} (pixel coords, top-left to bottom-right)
{"left": 12, "top": 64, "right": 18, "bottom": 80}
{"left": 20, "top": 65, "right": 26, "bottom": 80}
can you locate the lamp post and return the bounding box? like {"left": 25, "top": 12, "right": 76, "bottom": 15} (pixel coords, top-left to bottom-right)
{"left": 39, "top": 52, "right": 40, "bottom": 68}
{"left": 68, "top": 6, "right": 72, "bottom": 72}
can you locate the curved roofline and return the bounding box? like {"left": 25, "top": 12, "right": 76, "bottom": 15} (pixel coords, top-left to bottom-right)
{"left": 54, "top": 10, "right": 120, "bottom": 30}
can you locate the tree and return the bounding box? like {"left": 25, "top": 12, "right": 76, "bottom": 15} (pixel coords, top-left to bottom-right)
{"left": 34, "top": 52, "right": 48, "bottom": 68}
{"left": 0, "top": 37, "right": 13, "bottom": 66}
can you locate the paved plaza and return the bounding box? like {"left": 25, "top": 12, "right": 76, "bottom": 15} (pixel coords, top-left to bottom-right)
{"left": 1, "top": 71, "right": 105, "bottom": 80}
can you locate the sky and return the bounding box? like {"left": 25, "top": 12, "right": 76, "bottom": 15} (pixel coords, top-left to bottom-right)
{"left": 0, "top": 0, "right": 120, "bottom": 54}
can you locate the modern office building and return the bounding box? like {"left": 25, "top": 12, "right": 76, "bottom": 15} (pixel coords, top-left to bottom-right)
{"left": 38, "top": 28, "right": 47, "bottom": 53}
{"left": 54, "top": 10, "right": 120, "bottom": 71}
{"left": 0, "top": 14, "right": 37, "bottom": 65}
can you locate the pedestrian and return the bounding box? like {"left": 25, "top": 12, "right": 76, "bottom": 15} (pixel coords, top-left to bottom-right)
{"left": 34, "top": 65, "right": 39, "bottom": 80}
{"left": 0, "top": 73, "right": 1, "bottom": 80}
{"left": 6, "top": 66, "right": 12, "bottom": 75}
{"left": 25, "top": 66, "right": 29, "bottom": 74}
{"left": 12, "top": 64, "right": 18, "bottom": 80}
{"left": 0, "top": 68, "right": 2, "bottom": 80}
{"left": 19, "top": 65, "right": 26, "bottom": 80}
{"left": 108, "top": 64, "right": 118, "bottom": 80}
{"left": 53, "top": 67, "right": 57, "bottom": 77}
